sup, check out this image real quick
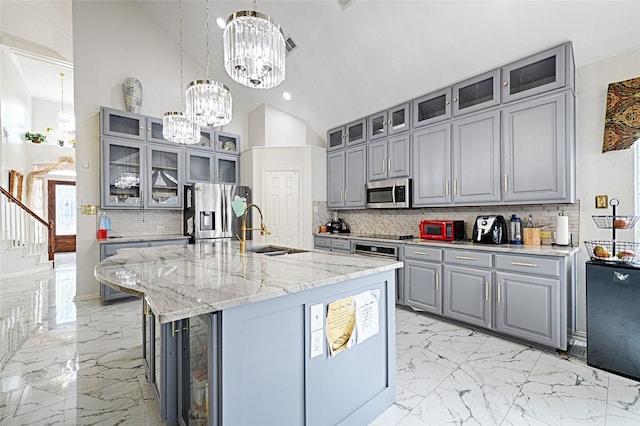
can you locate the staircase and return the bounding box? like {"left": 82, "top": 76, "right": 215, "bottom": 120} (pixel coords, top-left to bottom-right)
{"left": 0, "top": 186, "right": 54, "bottom": 278}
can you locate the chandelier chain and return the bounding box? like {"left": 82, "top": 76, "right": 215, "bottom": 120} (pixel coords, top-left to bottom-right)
{"left": 205, "top": 0, "right": 210, "bottom": 80}
{"left": 179, "top": 0, "right": 184, "bottom": 110}
{"left": 60, "top": 73, "right": 65, "bottom": 113}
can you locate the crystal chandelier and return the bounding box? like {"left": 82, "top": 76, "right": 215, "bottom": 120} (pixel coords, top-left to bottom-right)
{"left": 163, "top": 0, "right": 201, "bottom": 145}
{"left": 223, "top": 1, "right": 286, "bottom": 89}
{"left": 185, "top": 0, "right": 232, "bottom": 128}
{"left": 48, "top": 73, "right": 76, "bottom": 142}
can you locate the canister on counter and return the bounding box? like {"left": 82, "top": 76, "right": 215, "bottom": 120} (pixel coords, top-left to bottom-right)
{"left": 523, "top": 214, "right": 541, "bottom": 245}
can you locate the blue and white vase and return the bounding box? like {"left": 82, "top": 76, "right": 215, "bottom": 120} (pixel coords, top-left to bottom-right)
{"left": 123, "top": 77, "right": 143, "bottom": 113}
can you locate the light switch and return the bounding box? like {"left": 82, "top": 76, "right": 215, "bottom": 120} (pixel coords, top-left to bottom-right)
{"left": 82, "top": 160, "right": 90, "bottom": 168}
{"left": 310, "top": 303, "right": 323, "bottom": 331}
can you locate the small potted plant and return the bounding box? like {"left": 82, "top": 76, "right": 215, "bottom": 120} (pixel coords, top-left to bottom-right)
{"left": 25, "top": 132, "right": 47, "bottom": 144}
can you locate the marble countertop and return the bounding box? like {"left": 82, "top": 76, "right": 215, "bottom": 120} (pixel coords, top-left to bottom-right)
{"left": 97, "top": 234, "right": 189, "bottom": 244}
{"left": 94, "top": 240, "right": 402, "bottom": 324}
{"left": 316, "top": 233, "right": 580, "bottom": 257}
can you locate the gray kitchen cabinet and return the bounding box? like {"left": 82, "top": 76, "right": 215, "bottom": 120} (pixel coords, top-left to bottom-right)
{"left": 404, "top": 245, "right": 443, "bottom": 315}
{"left": 501, "top": 42, "right": 574, "bottom": 103}
{"left": 327, "top": 119, "right": 367, "bottom": 152}
{"left": 412, "top": 123, "right": 451, "bottom": 206}
{"left": 145, "top": 145, "right": 183, "bottom": 209}
{"left": 368, "top": 102, "right": 411, "bottom": 141}
{"left": 101, "top": 106, "right": 147, "bottom": 141}
{"left": 452, "top": 69, "right": 501, "bottom": 116}
{"left": 215, "top": 153, "right": 239, "bottom": 184}
{"left": 495, "top": 253, "right": 566, "bottom": 348}
{"left": 327, "top": 146, "right": 366, "bottom": 209}
{"left": 214, "top": 130, "right": 240, "bottom": 154}
{"left": 367, "top": 133, "right": 411, "bottom": 181}
{"left": 412, "top": 87, "right": 452, "bottom": 129}
{"left": 327, "top": 126, "right": 346, "bottom": 151}
{"left": 184, "top": 149, "right": 214, "bottom": 183}
{"left": 146, "top": 117, "right": 174, "bottom": 144}
{"left": 101, "top": 137, "right": 145, "bottom": 209}
{"left": 99, "top": 238, "right": 189, "bottom": 302}
{"left": 313, "top": 235, "right": 351, "bottom": 252}
{"left": 313, "top": 235, "right": 332, "bottom": 251}
{"left": 502, "top": 90, "right": 574, "bottom": 203}
{"left": 451, "top": 109, "right": 501, "bottom": 204}
{"left": 443, "top": 249, "right": 493, "bottom": 329}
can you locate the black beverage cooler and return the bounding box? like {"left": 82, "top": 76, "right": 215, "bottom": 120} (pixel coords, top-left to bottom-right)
{"left": 586, "top": 260, "right": 640, "bottom": 381}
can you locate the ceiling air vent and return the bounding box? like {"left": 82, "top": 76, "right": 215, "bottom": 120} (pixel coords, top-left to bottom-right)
{"left": 285, "top": 35, "right": 298, "bottom": 56}
{"left": 338, "top": 0, "right": 355, "bottom": 10}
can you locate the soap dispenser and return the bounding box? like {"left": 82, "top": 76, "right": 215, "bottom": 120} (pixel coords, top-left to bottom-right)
{"left": 510, "top": 214, "right": 523, "bottom": 245}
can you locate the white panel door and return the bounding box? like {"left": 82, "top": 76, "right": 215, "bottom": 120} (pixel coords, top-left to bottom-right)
{"left": 264, "top": 170, "right": 300, "bottom": 247}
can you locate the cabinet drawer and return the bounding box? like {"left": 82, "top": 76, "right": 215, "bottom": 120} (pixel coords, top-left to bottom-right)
{"left": 404, "top": 245, "right": 442, "bottom": 262}
{"left": 331, "top": 238, "right": 351, "bottom": 252}
{"left": 495, "top": 254, "right": 561, "bottom": 277}
{"left": 444, "top": 249, "right": 493, "bottom": 268}
{"left": 314, "top": 236, "right": 332, "bottom": 249}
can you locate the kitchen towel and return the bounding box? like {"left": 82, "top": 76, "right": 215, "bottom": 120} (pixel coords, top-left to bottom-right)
{"left": 556, "top": 213, "right": 570, "bottom": 245}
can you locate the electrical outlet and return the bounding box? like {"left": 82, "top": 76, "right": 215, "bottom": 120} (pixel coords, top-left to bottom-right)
{"left": 81, "top": 205, "right": 97, "bottom": 215}
{"left": 311, "top": 329, "right": 323, "bottom": 358}
{"left": 156, "top": 226, "right": 166, "bottom": 231}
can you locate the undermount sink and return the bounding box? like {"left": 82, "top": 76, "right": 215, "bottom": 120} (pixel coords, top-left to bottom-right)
{"left": 247, "top": 245, "right": 309, "bottom": 256}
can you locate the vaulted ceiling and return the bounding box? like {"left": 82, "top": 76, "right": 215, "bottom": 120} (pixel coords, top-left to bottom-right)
{"left": 3, "top": 1, "right": 640, "bottom": 138}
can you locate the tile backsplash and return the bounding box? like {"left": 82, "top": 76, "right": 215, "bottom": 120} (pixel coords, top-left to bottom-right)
{"left": 314, "top": 201, "right": 581, "bottom": 245}
{"left": 97, "top": 210, "right": 183, "bottom": 237}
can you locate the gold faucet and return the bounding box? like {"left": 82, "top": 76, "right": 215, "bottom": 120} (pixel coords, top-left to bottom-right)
{"left": 239, "top": 203, "right": 270, "bottom": 253}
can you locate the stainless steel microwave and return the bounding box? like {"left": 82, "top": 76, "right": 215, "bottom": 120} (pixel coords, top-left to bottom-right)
{"left": 366, "top": 178, "right": 411, "bottom": 209}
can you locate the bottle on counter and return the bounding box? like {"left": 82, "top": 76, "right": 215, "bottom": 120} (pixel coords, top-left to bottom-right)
{"left": 510, "top": 214, "right": 523, "bottom": 245}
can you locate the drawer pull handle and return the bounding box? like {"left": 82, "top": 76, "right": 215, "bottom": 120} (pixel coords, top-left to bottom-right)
{"left": 511, "top": 262, "right": 538, "bottom": 267}
{"left": 413, "top": 251, "right": 430, "bottom": 256}
{"left": 485, "top": 282, "right": 488, "bottom": 300}
{"left": 497, "top": 283, "right": 501, "bottom": 303}
{"left": 456, "top": 256, "right": 476, "bottom": 261}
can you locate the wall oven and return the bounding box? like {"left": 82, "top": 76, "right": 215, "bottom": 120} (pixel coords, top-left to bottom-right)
{"left": 366, "top": 178, "right": 411, "bottom": 209}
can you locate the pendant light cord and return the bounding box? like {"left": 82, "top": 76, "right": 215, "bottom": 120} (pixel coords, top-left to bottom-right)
{"left": 60, "top": 73, "right": 65, "bottom": 113}
{"left": 205, "top": 0, "right": 210, "bottom": 80}
{"left": 179, "top": 0, "right": 185, "bottom": 110}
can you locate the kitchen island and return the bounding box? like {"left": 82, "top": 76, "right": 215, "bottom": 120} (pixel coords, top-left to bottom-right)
{"left": 94, "top": 240, "right": 402, "bottom": 426}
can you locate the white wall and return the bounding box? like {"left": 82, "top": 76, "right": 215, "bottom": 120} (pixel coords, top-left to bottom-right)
{"left": 72, "top": 1, "right": 248, "bottom": 299}
{"left": 574, "top": 48, "right": 640, "bottom": 333}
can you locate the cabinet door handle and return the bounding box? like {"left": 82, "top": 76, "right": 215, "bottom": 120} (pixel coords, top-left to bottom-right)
{"left": 436, "top": 273, "right": 440, "bottom": 291}
{"left": 503, "top": 81, "right": 509, "bottom": 87}
{"left": 497, "top": 283, "right": 502, "bottom": 303}
{"left": 445, "top": 100, "right": 450, "bottom": 105}
{"left": 485, "top": 282, "right": 489, "bottom": 300}
{"left": 171, "top": 321, "right": 180, "bottom": 337}
{"left": 504, "top": 174, "right": 508, "bottom": 192}
{"left": 445, "top": 180, "right": 449, "bottom": 196}
{"left": 412, "top": 251, "right": 430, "bottom": 256}
{"left": 387, "top": 120, "right": 392, "bottom": 125}
{"left": 388, "top": 158, "right": 391, "bottom": 172}
{"left": 344, "top": 190, "right": 347, "bottom": 201}
{"left": 511, "top": 261, "right": 538, "bottom": 267}
{"left": 382, "top": 160, "right": 386, "bottom": 172}
{"left": 143, "top": 300, "right": 151, "bottom": 317}
{"left": 453, "top": 179, "right": 458, "bottom": 195}
{"left": 183, "top": 318, "right": 189, "bottom": 332}
{"left": 456, "top": 256, "right": 476, "bottom": 261}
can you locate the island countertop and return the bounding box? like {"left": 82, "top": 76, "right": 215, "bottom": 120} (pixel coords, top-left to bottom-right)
{"left": 94, "top": 240, "right": 403, "bottom": 324}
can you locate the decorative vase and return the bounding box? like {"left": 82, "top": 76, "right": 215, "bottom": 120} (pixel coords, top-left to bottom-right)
{"left": 123, "top": 77, "right": 143, "bottom": 114}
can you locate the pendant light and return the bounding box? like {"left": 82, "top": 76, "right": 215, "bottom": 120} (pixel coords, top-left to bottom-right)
{"left": 223, "top": 0, "right": 286, "bottom": 89}
{"left": 185, "top": 0, "right": 232, "bottom": 128}
{"left": 48, "top": 73, "right": 76, "bottom": 142}
{"left": 163, "top": 0, "right": 201, "bottom": 145}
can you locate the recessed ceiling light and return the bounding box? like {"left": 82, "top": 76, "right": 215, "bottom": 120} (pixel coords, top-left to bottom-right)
{"left": 216, "top": 17, "right": 226, "bottom": 29}
{"left": 282, "top": 92, "right": 292, "bottom": 101}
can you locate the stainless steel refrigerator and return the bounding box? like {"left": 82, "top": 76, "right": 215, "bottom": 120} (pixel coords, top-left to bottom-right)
{"left": 184, "top": 183, "right": 251, "bottom": 242}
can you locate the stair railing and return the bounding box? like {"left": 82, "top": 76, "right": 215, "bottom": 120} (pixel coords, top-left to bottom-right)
{"left": 0, "top": 186, "right": 54, "bottom": 263}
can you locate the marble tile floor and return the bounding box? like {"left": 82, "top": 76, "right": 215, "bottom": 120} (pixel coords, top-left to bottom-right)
{"left": 1, "top": 253, "right": 639, "bottom": 425}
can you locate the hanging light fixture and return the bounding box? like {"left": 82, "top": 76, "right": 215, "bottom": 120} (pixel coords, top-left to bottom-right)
{"left": 185, "top": 0, "right": 232, "bottom": 128}
{"left": 163, "top": 0, "right": 201, "bottom": 145}
{"left": 48, "top": 73, "right": 76, "bottom": 142}
{"left": 223, "top": 0, "right": 286, "bottom": 89}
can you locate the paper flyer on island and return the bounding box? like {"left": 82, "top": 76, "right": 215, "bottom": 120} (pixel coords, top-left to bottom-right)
{"left": 326, "top": 290, "right": 381, "bottom": 357}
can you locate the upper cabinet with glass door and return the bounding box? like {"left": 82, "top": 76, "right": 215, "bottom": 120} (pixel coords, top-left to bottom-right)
{"left": 368, "top": 102, "right": 411, "bottom": 141}
{"left": 452, "top": 69, "right": 501, "bottom": 116}
{"left": 214, "top": 131, "right": 240, "bottom": 155}
{"left": 146, "top": 145, "right": 183, "bottom": 209}
{"left": 327, "top": 119, "right": 367, "bottom": 151}
{"left": 101, "top": 107, "right": 146, "bottom": 141}
{"left": 501, "top": 42, "right": 574, "bottom": 103}
{"left": 101, "top": 137, "right": 144, "bottom": 208}
{"left": 412, "top": 87, "right": 452, "bottom": 129}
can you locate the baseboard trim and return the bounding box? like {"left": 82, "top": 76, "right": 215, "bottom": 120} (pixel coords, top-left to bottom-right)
{"left": 73, "top": 293, "right": 101, "bottom": 302}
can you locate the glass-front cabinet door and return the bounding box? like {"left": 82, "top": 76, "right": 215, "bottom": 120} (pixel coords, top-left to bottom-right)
{"left": 214, "top": 131, "right": 240, "bottom": 154}
{"left": 101, "top": 137, "right": 144, "bottom": 208}
{"left": 346, "top": 118, "right": 367, "bottom": 146}
{"left": 146, "top": 146, "right": 183, "bottom": 209}
{"left": 185, "top": 150, "right": 214, "bottom": 183}
{"left": 388, "top": 102, "right": 411, "bottom": 136}
{"left": 453, "top": 69, "right": 501, "bottom": 116}
{"left": 146, "top": 117, "right": 174, "bottom": 144}
{"left": 101, "top": 107, "right": 146, "bottom": 141}
{"left": 368, "top": 111, "right": 389, "bottom": 141}
{"left": 502, "top": 44, "right": 566, "bottom": 103}
{"left": 327, "top": 126, "right": 346, "bottom": 151}
{"left": 412, "top": 88, "right": 452, "bottom": 129}
{"left": 216, "top": 154, "right": 238, "bottom": 184}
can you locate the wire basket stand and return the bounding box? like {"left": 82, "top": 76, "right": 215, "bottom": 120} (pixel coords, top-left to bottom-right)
{"left": 584, "top": 198, "right": 640, "bottom": 264}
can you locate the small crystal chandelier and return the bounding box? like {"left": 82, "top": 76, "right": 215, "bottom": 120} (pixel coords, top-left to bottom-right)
{"left": 223, "top": 1, "right": 286, "bottom": 89}
{"left": 163, "top": 0, "right": 201, "bottom": 145}
{"left": 185, "top": 0, "right": 232, "bottom": 128}
{"left": 48, "top": 73, "right": 76, "bottom": 142}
